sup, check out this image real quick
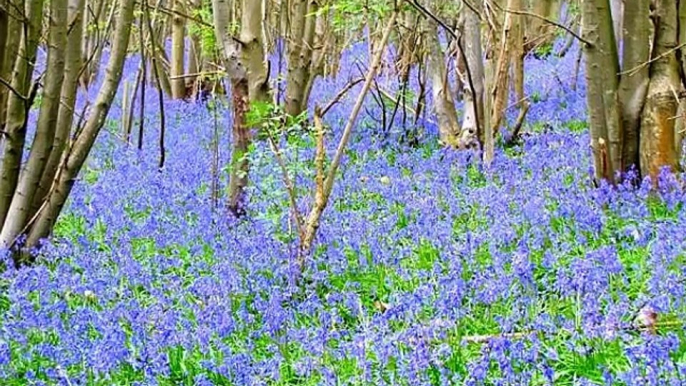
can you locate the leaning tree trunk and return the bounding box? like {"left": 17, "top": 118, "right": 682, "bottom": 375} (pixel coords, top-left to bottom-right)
{"left": 0, "top": 0, "right": 45, "bottom": 230}
{"left": 22, "top": 0, "right": 136, "bottom": 262}
{"left": 639, "top": 0, "right": 681, "bottom": 179}
{"left": 0, "top": 0, "right": 68, "bottom": 248}
{"left": 425, "top": 19, "right": 460, "bottom": 147}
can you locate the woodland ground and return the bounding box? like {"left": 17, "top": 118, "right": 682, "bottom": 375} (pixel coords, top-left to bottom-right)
{"left": 1, "top": 41, "right": 686, "bottom": 385}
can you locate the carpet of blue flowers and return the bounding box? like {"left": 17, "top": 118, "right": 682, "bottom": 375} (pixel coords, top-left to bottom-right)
{"left": 2, "top": 42, "right": 686, "bottom": 386}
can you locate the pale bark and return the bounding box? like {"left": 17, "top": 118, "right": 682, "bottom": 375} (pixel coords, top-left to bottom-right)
{"left": 0, "top": 0, "right": 45, "bottom": 229}
{"left": 241, "top": 0, "right": 270, "bottom": 103}
{"left": 0, "top": 0, "right": 68, "bottom": 246}
{"left": 24, "top": 0, "right": 136, "bottom": 258}
{"left": 425, "top": 20, "right": 459, "bottom": 146}
{"left": 582, "top": 0, "right": 622, "bottom": 183}
{"left": 617, "top": 0, "right": 650, "bottom": 171}
{"left": 170, "top": 0, "right": 186, "bottom": 99}
{"left": 460, "top": 2, "right": 485, "bottom": 144}
{"left": 639, "top": 0, "right": 681, "bottom": 180}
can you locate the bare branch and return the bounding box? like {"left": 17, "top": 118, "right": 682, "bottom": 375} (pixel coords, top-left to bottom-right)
{"left": 320, "top": 77, "right": 365, "bottom": 117}
{"left": 0, "top": 77, "right": 28, "bottom": 101}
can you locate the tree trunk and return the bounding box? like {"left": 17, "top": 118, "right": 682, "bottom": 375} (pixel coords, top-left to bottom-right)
{"left": 0, "top": 0, "right": 45, "bottom": 230}
{"left": 582, "top": 0, "right": 622, "bottom": 183}
{"left": 24, "top": 0, "right": 136, "bottom": 260}
{"left": 639, "top": 0, "right": 681, "bottom": 180}
{"left": 241, "top": 0, "right": 270, "bottom": 104}
{"left": 32, "top": 0, "right": 85, "bottom": 218}
{"left": 461, "top": 2, "right": 485, "bottom": 144}
{"left": 170, "top": 0, "right": 186, "bottom": 99}
{"left": 285, "top": 0, "right": 317, "bottom": 116}
{"left": 80, "top": 0, "right": 107, "bottom": 89}
{"left": 618, "top": 0, "right": 650, "bottom": 172}
{"left": 213, "top": 0, "right": 269, "bottom": 216}
{"left": 227, "top": 78, "right": 250, "bottom": 216}
{"left": 425, "top": 20, "right": 459, "bottom": 146}
{"left": 0, "top": 0, "right": 68, "bottom": 247}
{"left": 0, "top": 0, "right": 22, "bottom": 138}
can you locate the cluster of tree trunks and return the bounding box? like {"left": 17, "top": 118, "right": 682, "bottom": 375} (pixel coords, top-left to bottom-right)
{"left": 583, "top": 0, "right": 685, "bottom": 183}
{"left": 0, "top": 0, "right": 135, "bottom": 264}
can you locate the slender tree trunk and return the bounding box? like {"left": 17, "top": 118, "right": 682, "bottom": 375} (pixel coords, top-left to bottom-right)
{"left": 24, "top": 0, "right": 136, "bottom": 259}
{"left": 0, "top": 0, "right": 45, "bottom": 230}
{"left": 170, "top": 0, "right": 186, "bottom": 99}
{"left": 80, "top": 0, "right": 107, "bottom": 89}
{"left": 639, "top": 0, "right": 681, "bottom": 180}
{"left": 0, "top": 0, "right": 68, "bottom": 246}
{"left": 425, "top": 20, "right": 459, "bottom": 146}
{"left": 213, "top": 0, "right": 269, "bottom": 216}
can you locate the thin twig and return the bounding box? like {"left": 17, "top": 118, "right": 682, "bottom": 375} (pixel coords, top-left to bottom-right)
{"left": 619, "top": 43, "right": 686, "bottom": 76}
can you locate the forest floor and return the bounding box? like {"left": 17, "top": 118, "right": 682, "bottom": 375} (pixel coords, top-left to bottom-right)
{"left": 1, "top": 44, "right": 685, "bottom": 385}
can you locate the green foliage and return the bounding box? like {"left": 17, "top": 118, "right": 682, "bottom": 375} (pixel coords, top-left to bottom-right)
{"left": 189, "top": 4, "right": 218, "bottom": 55}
